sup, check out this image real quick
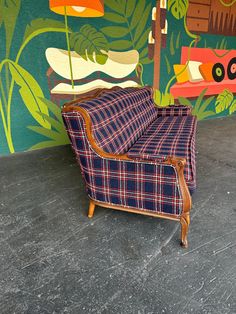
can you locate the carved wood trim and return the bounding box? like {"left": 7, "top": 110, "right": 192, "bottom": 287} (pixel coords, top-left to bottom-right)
{"left": 89, "top": 198, "right": 180, "bottom": 221}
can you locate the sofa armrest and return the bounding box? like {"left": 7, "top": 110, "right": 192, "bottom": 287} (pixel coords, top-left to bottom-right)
{"left": 156, "top": 105, "right": 192, "bottom": 117}
{"left": 127, "top": 152, "right": 168, "bottom": 163}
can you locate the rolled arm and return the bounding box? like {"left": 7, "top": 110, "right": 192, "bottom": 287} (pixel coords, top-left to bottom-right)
{"left": 156, "top": 105, "right": 192, "bottom": 117}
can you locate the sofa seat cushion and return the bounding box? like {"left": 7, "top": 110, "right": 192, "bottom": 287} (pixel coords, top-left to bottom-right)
{"left": 127, "top": 115, "right": 197, "bottom": 190}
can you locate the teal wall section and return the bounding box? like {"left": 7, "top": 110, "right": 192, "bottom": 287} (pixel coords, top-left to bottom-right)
{"left": 0, "top": 0, "right": 235, "bottom": 155}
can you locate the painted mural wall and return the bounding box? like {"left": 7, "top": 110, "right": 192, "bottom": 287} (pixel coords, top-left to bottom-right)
{"left": 0, "top": 0, "right": 235, "bottom": 155}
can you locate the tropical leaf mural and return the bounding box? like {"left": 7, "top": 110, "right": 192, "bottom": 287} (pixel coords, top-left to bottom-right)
{"left": 168, "top": 0, "right": 189, "bottom": 20}
{"left": 0, "top": 0, "right": 236, "bottom": 155}
{"left": 179, "top": 89, "right": 216, "bottom": 120}
{"left": 0, "top": 2, "right": 69, "bottom": 153}
{"left": 216, "top": 89, "right": 236, "bottom": 115}
{"left": 70, "top": 24, "right": 109, "bottom": 64}
{"left": 101, "top": 0, "right": 152, "bottom": 65}
{"left": 8, "top": 62, "right": 50, "bottom": 129}
{"left": 28, "top": 98, "right": 69, "bottom": 150}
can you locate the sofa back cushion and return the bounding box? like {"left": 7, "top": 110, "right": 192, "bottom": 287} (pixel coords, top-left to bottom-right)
{"left": 78, "top": 87, "right": 158, "bottom": 154}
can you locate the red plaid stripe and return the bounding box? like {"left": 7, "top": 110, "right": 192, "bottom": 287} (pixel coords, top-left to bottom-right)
{"left": 127, "top": 116, "right": 197, "bottom": 191}
{"left": 156, "top": 105, "right": 192, "bottom": 117}
{"left": 73, "top": 87, "right": 158, "bottom": 155}
{"left": 62, "top": 112, "right": 183, "bottom": 215}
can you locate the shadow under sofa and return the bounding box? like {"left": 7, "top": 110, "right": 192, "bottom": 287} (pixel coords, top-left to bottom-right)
{"left": 62, "top": 86, "right": 197, "bottom": 247}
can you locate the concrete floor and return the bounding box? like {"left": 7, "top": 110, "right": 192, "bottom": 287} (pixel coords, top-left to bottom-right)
{"left": 0, "top": 116, "right": 236, "bottom": 314}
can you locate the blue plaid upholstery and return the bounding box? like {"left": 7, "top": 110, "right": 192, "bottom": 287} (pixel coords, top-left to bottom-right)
{"left": 74, "top": 87, "right": 158, "bottom": 154}
{"left": 127, "top": 116, "right": 197, "bottom": 192}
{"left": 62, "top": 87, "right": 197, "bottom": 216}
{"left": 62, "top": 113, "right": 183, "bottom": 215}
{"left": 156, "top": 105, "right": 192, "bottom": 117}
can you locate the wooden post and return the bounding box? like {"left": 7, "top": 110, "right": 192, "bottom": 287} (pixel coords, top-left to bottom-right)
{"left": 153, "top": 0, "right": 162, "bottom": 90}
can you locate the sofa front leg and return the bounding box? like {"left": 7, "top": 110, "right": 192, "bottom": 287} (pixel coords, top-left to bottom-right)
{"left": 88, "top": 200, "right": 95, "bottom": 218}
{"left": 180, "top": 213, "right": 190, "bottom": 248}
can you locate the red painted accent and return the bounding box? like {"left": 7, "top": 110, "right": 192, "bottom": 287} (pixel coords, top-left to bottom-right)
{"left": 170, "top": 47, "right": 236, "bottom": 98}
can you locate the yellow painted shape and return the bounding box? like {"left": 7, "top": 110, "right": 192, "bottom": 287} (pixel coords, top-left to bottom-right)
{"left": 173, "top": 64, "right": 189, "bottom": 83}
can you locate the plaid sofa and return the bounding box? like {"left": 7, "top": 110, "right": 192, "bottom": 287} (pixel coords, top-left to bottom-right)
{"left": 62, "top": 87, "right": 197, "bottom": 247}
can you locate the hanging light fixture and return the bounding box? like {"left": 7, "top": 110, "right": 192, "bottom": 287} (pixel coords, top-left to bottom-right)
{"left": 49, "top": 1, "right": 104, "bottom": 17}
{"left": 49, "top": 0, "right": 104, "bottom": 89}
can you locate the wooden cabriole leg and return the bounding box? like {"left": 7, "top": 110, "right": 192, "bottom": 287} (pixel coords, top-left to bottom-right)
{"left": 180, "top": 213, "right": 190, "bottom": 248}
{"left": 88, "top": 200, "right": 95, "bottom": 218}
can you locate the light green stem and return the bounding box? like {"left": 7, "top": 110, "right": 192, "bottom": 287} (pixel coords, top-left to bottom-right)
{"left": 165, "top": 39, "right": 196, "bottom": 94}
{"left": 0, "top": 77, "right": 8, "bottom": 110}
{"left": 136, "top": 63, "right": 144, "bottom": 86}
{"left": 64, "top": 6, "right": 74, "bottom": 89}
{"left": 0, "top": 97, "right": 14, "bottom": 153}
{"left": 184, "top": 14, "right": 199, "bottom": 40}
{"left": 5, "top": 64, "right": 10, "bottom": 93}
{"left": 164, "top": 14, "right": 200, "bottom": 94}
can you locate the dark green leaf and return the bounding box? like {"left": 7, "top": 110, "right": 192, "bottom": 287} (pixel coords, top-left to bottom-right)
{"left": 23, "top": 18, "right": 68, "bottom": 43}
{"left": 1, "top": 0, "right": 21, "bottom": 57}
{"left": 170, "top": 32, "right": 175, "bottom": 55}
{"left": 135, "top": 28, "right": 150, "bottom": 51}
{"left": 109, "top": 40, "right": 133, "bottom": 50}
{"left": 130, "top": 0, "right": 146, "bottom": 30}
{"left": 100, "top": 26, "right": 129, "bottom": 38}
{"left": 133, "top": 3, "right": 151, "bottom": 44}
{"left": 125, "top": 0, "right": 136, "bottom": 18}
{"left": 168, "top": 0, "right": 189, "bottom": 20}
{"left": 70, "top": 24, "right": 109, "bottom": 65}
{"left": 139, "top": 57, "right": 153, "bottom": 64}
{"left": 197, "top": 110, "right": 215, "bottom": 120}
{"left": 30, "top": 140, "right": 69, "bottom": 150}
{"left": 176, "top": 31, "right": 181, "bottom": 49}
{"left": 164, "top": 55, "right": 171, "bottom": 74}
{"left": 38, "top": 97, "right": 61, "bottom": 118}
{"left": 178, "top": 96, "right": 192, "bottom": 107}
{"left": 199, "top": 96, "right": 215, "bottom": 114}
{"left": 27, "top": 126, "right": 63, "bottom": 141}
{"left": 36, "top": 112, "right": 65, "bottom": 133}
{"left": 139, "top": 47, "right": 148, "bottom": 59}
{"left": 103, "top": 12, "right": 126, "bottom": 23}
{"left": 104, "top": 0, "right": 124, "bottom": 14}
{"left": 194, "top": 88, "right": 207, "bottom": 113}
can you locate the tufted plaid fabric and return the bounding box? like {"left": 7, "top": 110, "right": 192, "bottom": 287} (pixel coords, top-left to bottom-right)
{"left": 127, "top": 116, "right": 197, "bottom": 192}
{"left": 73, "top": 87, "right": 158, "bottom": 155}
{"left": 156, "top": 105, "right": 192, "bottom": 117}
{"left": 62, "top": 113, "right": 183, "bottom": 215}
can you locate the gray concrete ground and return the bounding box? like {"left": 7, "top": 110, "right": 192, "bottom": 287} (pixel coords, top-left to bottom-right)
{"left": 0, "top": 116, "right": 236, "bottom": 314}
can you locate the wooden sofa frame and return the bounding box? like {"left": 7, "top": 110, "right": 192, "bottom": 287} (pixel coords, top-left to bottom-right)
{"left": 62, "top": 88, "right": 192, "bottom": 248}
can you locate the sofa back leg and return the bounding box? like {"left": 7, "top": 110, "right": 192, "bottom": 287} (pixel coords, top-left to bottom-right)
{"left": 88, "top": 200, "right": 95, "bottom": 218}
{"left": 180, "top": 213, "right": 190, "bottom": 248}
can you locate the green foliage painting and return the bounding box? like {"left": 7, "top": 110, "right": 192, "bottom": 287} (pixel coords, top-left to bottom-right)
{"left": 0, "top": 0, "right": 235, "bottom": 155}
{"left": 101, "top": 0, "right": 152, "bottom": 65}
{"left": 0, "top": 0, "right": 70, "bottom": 154}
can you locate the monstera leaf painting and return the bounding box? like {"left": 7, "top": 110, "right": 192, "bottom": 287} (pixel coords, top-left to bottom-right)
{"left": 168, "top": 0, "right": 189, "bottom": 20}
{"left": 216, "top": 89, "right": 236, "bottom": 115}
{"left": 101, "top": 0, "right": 152, "bottom": 65}
{"left": 70, "top": 24, "right": 109, "bottom": 64}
